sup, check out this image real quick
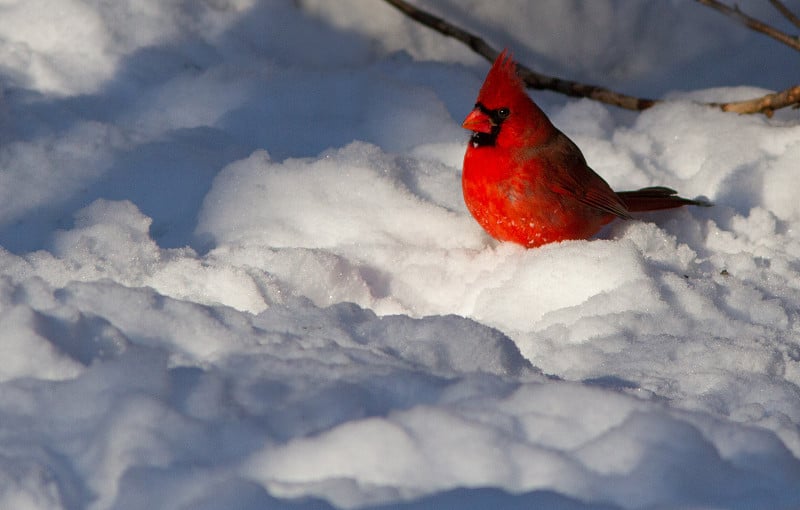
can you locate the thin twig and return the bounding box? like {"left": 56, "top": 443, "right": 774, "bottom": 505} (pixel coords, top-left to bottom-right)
{"left": 381, "top": 0, "right": 800, "bottom": 115}
{"left": 382, "top": 0, "right": 498, "bottom": 61}
{"left": 769, "top": 0, "right": 800, "bottom": 30}
{"left": 696, "top": 0, "right": 800, "bottom": 51}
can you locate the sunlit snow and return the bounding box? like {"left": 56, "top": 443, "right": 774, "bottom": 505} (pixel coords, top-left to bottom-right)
{"left": 0, "top": 1, "right": 799, "bottom": 509}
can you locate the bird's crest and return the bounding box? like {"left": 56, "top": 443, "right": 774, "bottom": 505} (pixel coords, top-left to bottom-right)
{"left": 476, "top": 49, "right": 526, "bottom": 109}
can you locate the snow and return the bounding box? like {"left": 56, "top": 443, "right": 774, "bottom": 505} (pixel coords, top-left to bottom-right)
{"left": 0, "top": 0, "right": 799, "bottom": 508}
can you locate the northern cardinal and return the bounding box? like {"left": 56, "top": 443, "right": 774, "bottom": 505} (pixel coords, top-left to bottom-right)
{"left": 462, "top": 50, "right": 708, "bottom": 248}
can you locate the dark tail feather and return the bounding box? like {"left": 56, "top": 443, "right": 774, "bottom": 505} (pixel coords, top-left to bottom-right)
{"left": 617, "top": 186, "right": 712, "bottom": 213}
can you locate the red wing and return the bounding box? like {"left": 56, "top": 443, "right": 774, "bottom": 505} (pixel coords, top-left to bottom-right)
{"left": 544, "top": 133, "right": 632, "bottom": 220}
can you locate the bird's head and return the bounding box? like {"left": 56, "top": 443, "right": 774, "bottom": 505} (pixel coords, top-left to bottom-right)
{"left": 462, "top": 50, "right": 554, "bottom": 149}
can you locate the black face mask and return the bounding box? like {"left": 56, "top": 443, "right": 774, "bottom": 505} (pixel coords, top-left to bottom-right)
{"left": 469, "top": 102, "right": 510, "bottom": 148}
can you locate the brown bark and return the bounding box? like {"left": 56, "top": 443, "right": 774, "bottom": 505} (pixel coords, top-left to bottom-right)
{"left": 382, "top": 0, "right": 800, "bottom": 116}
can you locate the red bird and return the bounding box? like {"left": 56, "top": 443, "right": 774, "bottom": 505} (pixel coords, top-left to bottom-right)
{"left": 462, "top": 50, "right": 708, "bottom": 248}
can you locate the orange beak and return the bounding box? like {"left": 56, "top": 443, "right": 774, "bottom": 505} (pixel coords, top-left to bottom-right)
{"left": 461, "top": 108, "right": 493, "bottom": 134}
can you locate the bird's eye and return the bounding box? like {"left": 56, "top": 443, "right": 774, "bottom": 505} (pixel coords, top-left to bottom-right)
{"left": 497, "top": 107, "right": 510, "bottom": 119}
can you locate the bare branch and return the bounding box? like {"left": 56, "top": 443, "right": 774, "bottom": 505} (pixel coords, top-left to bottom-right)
{"left": 714, "top": 84, "right": 800, "bottom": 116}
{"left": 696, "top": 0, "right": 800, "bottom": 51}
{"left": 769, "top": 0, "right": 800, "bottom": 29}
{"left": 382, "top": 0, "right": 656, "bottom": 111}
{"left": 381, "top": 0, "right": 800, "bottom": 115}
{"left": 514, "top": 65, "right": 657, "bottom": 111}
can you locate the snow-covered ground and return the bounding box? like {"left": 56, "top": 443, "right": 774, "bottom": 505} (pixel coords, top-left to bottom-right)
{"left": 0, "top": 0, "right": 799, "bottom": 508}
